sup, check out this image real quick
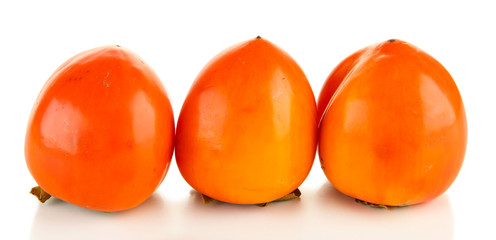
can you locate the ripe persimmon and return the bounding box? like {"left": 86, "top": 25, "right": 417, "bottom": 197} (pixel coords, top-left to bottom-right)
{"left": 25, "top": 46, "right": 175, "bottom": 212}
{"left": 318, "top": 39, "right": 467, "bottom": 206}
{"left": 176, "top": 37, "right": 318, "bottom": 204}
{"left": 316, "top": 46, "right": 369, "bottom": 121}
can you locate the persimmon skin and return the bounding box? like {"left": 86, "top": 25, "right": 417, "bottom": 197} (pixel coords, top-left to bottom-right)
{"left": 316, "top": 46, "right": 370, "bottom": 122}
{"left": 25, "top": 46, "right": 175, "bottom": 212}
{"left": 319, "top": 39, "right": 467, "bottom": 206}
{"left": 176, "top": 37, "right": 318, "bottom": 204}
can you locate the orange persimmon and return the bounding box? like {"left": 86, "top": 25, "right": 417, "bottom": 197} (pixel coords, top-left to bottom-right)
{"left": 176, "top": 37, "right": 318, "bottom": 204}
{"left": 318, "top": 39, "right": 467, "bottom": 206}
{"left": 25, "top": 46, "right": 174, "bottom": 212}
{"left": 316, "top": 46, "right": 369, "bottom": 121}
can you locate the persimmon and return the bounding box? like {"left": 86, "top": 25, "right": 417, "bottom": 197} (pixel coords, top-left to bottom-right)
{"left": 25, "top": 46, "right": 175, "bottom": 212}
{"left": 176, "top": 37, "right": 318, "bottom": 204}
{"left": 318, "top": 39, "right": 467, "bottom": 206}
{"left": 316, "top": 46, "right": 369, "bottom": 121}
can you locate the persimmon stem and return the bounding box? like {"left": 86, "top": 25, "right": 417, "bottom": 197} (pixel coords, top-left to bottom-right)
{"left": 30, "top": 186, "right": 52, "bottom": 203}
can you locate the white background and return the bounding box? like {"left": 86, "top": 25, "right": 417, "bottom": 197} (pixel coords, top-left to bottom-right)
{"left": 1, "top": 0, "right": 495, "bottom": 239}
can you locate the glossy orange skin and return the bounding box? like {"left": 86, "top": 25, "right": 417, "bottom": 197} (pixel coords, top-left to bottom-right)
{"left": 319, "top": 40, "right": 467, "bottom": 206}
{"left": 25, "top": 46, "right": 175, "bottom": 212}
{"left": 316, "top": 46, "right": 369, "bottom": 122}
{"left": 176, "top": 38, "right": 318, "bottom": 204}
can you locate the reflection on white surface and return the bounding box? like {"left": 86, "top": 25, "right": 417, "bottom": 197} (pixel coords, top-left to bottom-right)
{"left": 30, "top": 193, "right": 171, "bottom": 240}
{"left": 180, "top": 189, "right": 306, "bottom": 239}
{"left": 311, "top": 183, "right": 453, "bottom": 240}
{"left": 30, "top": 182, "right": 453, "bottom": 240}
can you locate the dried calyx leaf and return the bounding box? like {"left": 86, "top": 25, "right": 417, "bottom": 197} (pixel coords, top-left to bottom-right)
{"left": 259, "top": 188, "right": 301, "bottom": 207}
{"left": 30, "top": 186, "right": 52, "bottom": 203}
{"left": 201, "top": 194, "right": 214, "bottom": 204}
{"left": 274, "top": 188, "right": 302, "bottom": 201}
{"left": 355, "top": 199, "right": 405, "bottom": 210}
{"left": 200, "top": 188, "right": 302, "bottom": 206}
